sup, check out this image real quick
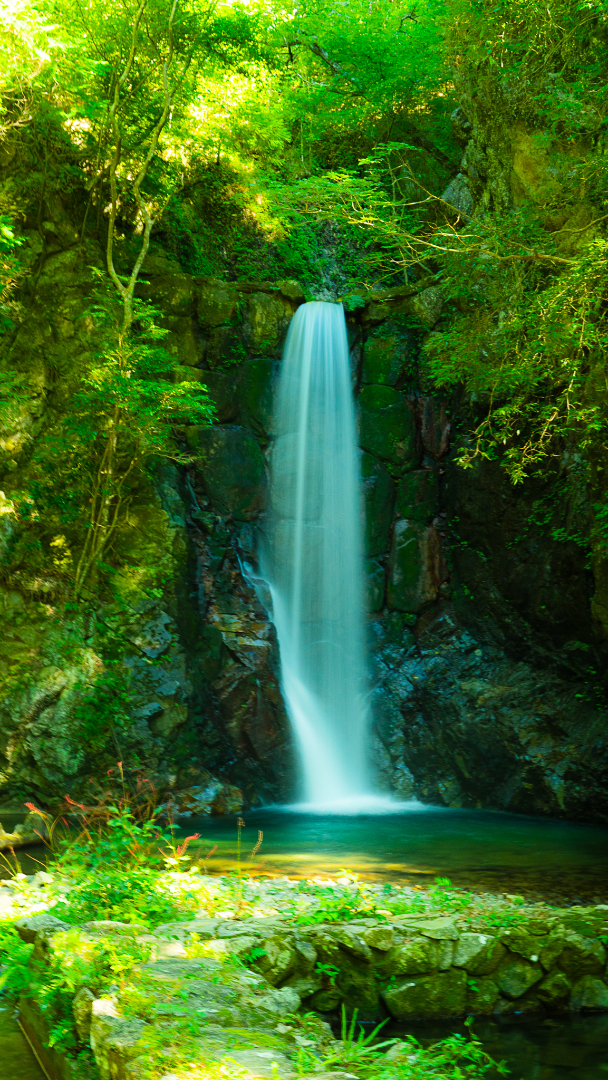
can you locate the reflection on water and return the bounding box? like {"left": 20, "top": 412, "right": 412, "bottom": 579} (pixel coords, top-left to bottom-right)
{"left": 179, "top": 805, "right": 608, "bottom": 899}
{"left": 0, "top": 1007, "right": 45, "bottom": 1080}
{"left": 396, "top": 1013, "right": 608, "bottom": 1080}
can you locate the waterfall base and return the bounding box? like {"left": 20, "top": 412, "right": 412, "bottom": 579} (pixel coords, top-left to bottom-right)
{"left": 279, "top": 794, "right": 423, "bottom": 815}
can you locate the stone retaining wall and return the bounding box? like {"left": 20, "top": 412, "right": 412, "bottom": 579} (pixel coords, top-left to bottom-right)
{"left": 188, "top": 905, "right": 608, "bottom": 1019}
{"left": 14, "top": 905, "right": 608, "bottom": 1079}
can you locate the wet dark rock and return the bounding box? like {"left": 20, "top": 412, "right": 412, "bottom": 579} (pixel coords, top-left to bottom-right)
{"left": 365, "top": 559, "right": 386, "bottom": 612}
{"left": 187, "top": 425, "right": 266, "bottom": 519}
{"left": 2, "top": 242, "right": 607, "bottom": 820}
{"left": 236, "top": 358, "right": 275, "bottom": 438}
{"left": 199, "top": 370, "right": 239, "bottom": 423}
{"left": 362, "top": 453, "right": 395, "bottom": 557}
{"left": 396, "top": 470, "right": 439, "bottom": 524}
{"left": 361, "top": 323, "right": 416, "bottom": 386}
{"left": 358, "top": 386, "right": 416, "bottom": 465}
{"left": 383, "top": 968, "right": 467, "bottom": 1019}
{"left": 371, "top": 609, "right": 608, "bottom": 820}
{"left": 387, "top": 522, "right": 447, "bottom": 613}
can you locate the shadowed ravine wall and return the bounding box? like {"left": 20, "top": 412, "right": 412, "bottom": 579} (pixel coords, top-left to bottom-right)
{"left": 1, "top": 235, "right": 606, "bottom": 820}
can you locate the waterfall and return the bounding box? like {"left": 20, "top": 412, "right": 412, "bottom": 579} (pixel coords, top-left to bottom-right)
{"left": 263, "top": 301, "right": 370, "bottom": 808}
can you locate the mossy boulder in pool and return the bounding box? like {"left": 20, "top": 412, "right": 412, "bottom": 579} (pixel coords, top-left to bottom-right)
{"left": 570, "top": 975, "right": 608, "bottom": 1011}
{"left": 383, "top": 968, "right": 467, "bottom": 1019}
{"left": 495, "top": 956, "right": 544, "bottom": 999}
{"left": 556, "top": 931, "right": 607, "bottom": 978}
{"left": 466, "top": 976, "right": 500, "bottom": 1014}
{"left": 187, "top": 425, "right": 266, "bottom": 519}
{"left": 362, "top": 453, "right": 395, "bottom": 556}
{"left": 236, "top": 358, "right": 275, "bottom": 438}
{"left": 396, "top": 470, "right": 439, "bottom": 525}
{"left": 377, "top": 937, "right": 439, "bottom": 977}
{"left": 335, "top": 960, "right": 379, "bottom": 1012}
{"left": 537, "top": 970, "right": 572, "bottom": 1005}
{"left": 453, "top": 933, "right": 505, "bottom": 975}
{"left": 358, "top": 386, "right": 415, "bottom": 465}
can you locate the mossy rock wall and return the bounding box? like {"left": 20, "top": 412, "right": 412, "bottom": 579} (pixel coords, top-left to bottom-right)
{"left": 0, "top": 198, "right": 607, "bottom": 817}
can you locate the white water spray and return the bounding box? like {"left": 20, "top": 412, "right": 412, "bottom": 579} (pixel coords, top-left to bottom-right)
{"left": 262, "top": 302, "right": 372, "bottom": 808}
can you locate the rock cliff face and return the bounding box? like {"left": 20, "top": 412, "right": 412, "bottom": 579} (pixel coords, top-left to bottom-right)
{"left": 0, "top": 213, "right": 606, "bottom": 818}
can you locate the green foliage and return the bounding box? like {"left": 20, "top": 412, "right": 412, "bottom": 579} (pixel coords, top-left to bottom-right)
{"left": 294, "top": 874, "right": 381, "bottom": 925}
{"left": 291, "top": 1009, "right": 508, "bottom": 1080}
{"left": 0, "top": 289, "right": 213, "bottom": 600}
{"left": 423, "top": 235, "right": 608, "bottom": 484}
{"left": 28, "top": 775, "right": 201, "bottom": 926}
{"left": 0, "top": 215, "right": 22, "bottom": 330}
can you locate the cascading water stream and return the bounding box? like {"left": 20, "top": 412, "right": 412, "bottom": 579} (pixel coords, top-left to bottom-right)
{"left": 262, "top": 301, "right": 371, "bottom": 808}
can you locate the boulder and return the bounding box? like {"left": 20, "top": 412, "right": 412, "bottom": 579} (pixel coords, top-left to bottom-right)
{"left": 187, "top": 425, "right": 266, "bottom": 519}
{"left": 198, "top": 370, "right": 239, "bottom": 423}
{"left": 89, "top": 998, "right": 146, "bottom": 1079}
{"left": 404, "top": 917, "right": 460, "bottom": 941}
{"left": 363, "top": 925, "right": 395, "bottom": 951}
{"left": 277, "top": 279, "right": 306, "bottom": 302}
{"left": 537, "top": 970, "right": 572, "bottom": 1005}
{"left": 500, "top": 928, "right": 544, "bottom": 963}
{"left": 396, "top": 470, "right": 439, "bottom": 524}
{"left": 256, "top": 935, "right": 297, "bottom": 986}
{"left": 142, "top": 271, "right": 194, "bottom": 315}
{"left": 540, "top": 929, "right": 567, "bottom": 970}
{"left": 365, "top": 559, "right": 386, "bottom": 611}
{"left": 335, "top": 961, "right": 379, "bottom": 1012}
{"left": 441, "top": 174, "right": 474, "bottom": 218}
{"left": 410, "top": 286, "right": 444, "bottom": 329}
{"left": 227, "top": 1049, "right": 295, "bottom": 1080}
{"left": 236, "top": 358, "right": 275, "bottom": 438}
{"left": 162, "top": 316, "right": 204, "bottom": 366}
{"left": 358, "top": 386, "right": 416, "bottom": 465}
{"left": 336, "top": 927, "right": 373, "bottom": 962}
{"left": 197, "top": 279, "right": 238, "bottom": 326}
{"left": 309, "top": 988, "right": 342, "bottom": 1012}
{"left": 362, "top": 453, "right": 395, "bottom": 557}
{"left": 418, "top": 397, "right": 450, "bottom": 460}
{"left": 15, "top": 914, "right": 70, "bottom": 943}
{"left": 466, "top": 975, "right": 500, "bottom": 1014}
{"left": 244, "top": 291, "right": 294, "bottom": 356}
{"left": 453, "top": 933, "right": 505, "bottom": 974}
{"left": 495, "top": 956, "right": 544, "bottom": 999}
{"left": 556, "top": 932, "right": 607, "bottom": 979}
{"left": 569, "top": 976, "right": 608, "bottom": 1011}
{"left": 256, "top": 986, "right": 301, "bottom": 1017}
{"left": 381, "top": 937, "right": 438, "bottom": 976}
{"left": 361, "top": 326, "right": 415, "bottom": 386}
{"left": 437, "top": 940, "right": 456, "bottom": 971}
{"left": 383, "top": 969, "right": 467, "bottom": 1019}
{"left": 387, "top": 521, "right": 446, "bottom": 613}
{"left": 73, "top": 987, "right": 96, "bottom": 1041}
